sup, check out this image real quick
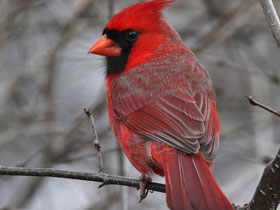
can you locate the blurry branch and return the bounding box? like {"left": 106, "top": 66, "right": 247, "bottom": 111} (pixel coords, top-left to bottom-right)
{"left": 220, "top": 115, "right": 271, "bottom": 142}
{"left": 199, "top": 55, "right": 280, "bottom": 87}
{"left": 202, "top": 0, "right": 235, "bottom": 17}
{"left": 178, "top": 13, "right": 208, "bottom": 39}
{"left": 203, "top": 0, "right": 220, "bottom": 16}
{"left": 0, "top": 0, "right": 95, "bottom": 104}
{"left": 43, "top": 0, "right": 95, "bottom": 127}
{"left": 259, "top": 0, "right": 280, "bottom": 47}
{"left": 108, "top": 0, "right": 115, "bottom": 19}
{"left": 0, "top": 0, "right": 35, "bottom": 47}
{"left": 84, "top": 108, "right": 104, "bottom": 172}
{"left": 84, "top": 188, "right": 121, "bottom": 210}
{"left": 0, "top": 122, "right": 65, "bottom": 147}
{"left": 45, "top": 146, "right": 116, "bottom": 166}
{"left": 194, "top": 0, "right": 258, "bottom": 53}
{"left": 0, "top": 166, "right": 166, "bottom": 193}
{"left": 0, "top": 120, "right": 110, "bottom": 167}
{"left": 245, "top": 96, "right": 280, "bottom": 117}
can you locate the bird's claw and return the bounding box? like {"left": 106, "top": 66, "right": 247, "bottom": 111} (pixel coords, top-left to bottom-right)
{"left": 139, "top": 174, "right": 152, "bottom": 203}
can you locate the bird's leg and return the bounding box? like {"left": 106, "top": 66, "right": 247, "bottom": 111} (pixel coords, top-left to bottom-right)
{"left": 139, "top": 174, "right": 152, "bottom": 202}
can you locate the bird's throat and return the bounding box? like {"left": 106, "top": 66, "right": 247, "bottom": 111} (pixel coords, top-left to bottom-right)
{"left": 105, "top": 48, "right": 130, "bottom": 75}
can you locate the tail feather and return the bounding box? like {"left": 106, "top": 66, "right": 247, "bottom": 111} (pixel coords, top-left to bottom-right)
{"left": 179, "top": 153, "right": 217, "bottom": 210}
{"left": 161, "top": 148, "right": 233, "bottom": 210}
{"left": 192, "top": 154, "right": 233, "bottom": 209}
{"left": 163, "top": 149, "right": 192, "bottom": 210}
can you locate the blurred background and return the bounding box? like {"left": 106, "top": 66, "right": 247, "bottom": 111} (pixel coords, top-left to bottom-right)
{"left": 0, "top": 0, "right": 280, "bottom": 209}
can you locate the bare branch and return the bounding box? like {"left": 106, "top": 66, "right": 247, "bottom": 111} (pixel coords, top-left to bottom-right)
{"left": 84, "top": 108, "right": 104, "bottom": 172}
{"left": 248, "top": 148, "right": 280, "bottom": 210}
{"left": 233, "top": 204, "right": 247, "bottom": 210}
{"left": 0, "top": 166, "right": 165, "bottom": 193}
{"left": 259, "top": 0, "right": 280, "bottom": 47}
{"left": 245, "top": 96, "right": 280, "bottom": 117}
{"left": 1, "top": 163, "right": 279, "bottom": 210}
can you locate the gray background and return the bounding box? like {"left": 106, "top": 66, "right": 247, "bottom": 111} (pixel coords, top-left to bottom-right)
{"left": 0, "top": 0, "right": 280, "bottom": 209}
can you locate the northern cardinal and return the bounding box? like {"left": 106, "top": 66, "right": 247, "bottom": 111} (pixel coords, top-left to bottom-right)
{"left": 88, "top": 0, "right": 233, "bottom": 209}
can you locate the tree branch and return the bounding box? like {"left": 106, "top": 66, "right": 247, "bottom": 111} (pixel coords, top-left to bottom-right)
{"left": 248, "top": 148, "right": 280, "bottom": 210}
{"left": 0, "top": 166, "right": 165, "bottom": 193}
{"left": 244, "top": 96, "right": 280, "bottom": 210}
{"left": 259, "top": 0, "right": 280, "bottom": 48}
{"left": 1, "top": 151, "right": 280, "bottom": 210}
{"left": 245, "top": 96, "right": 280, "bottom": 117}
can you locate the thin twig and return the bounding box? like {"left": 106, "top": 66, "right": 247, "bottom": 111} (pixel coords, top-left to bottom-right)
{"left": 83, "top": 108, "right": 104, "bottom": 172}
{"left": 245, "top": 96, "right": 280, "bottom": 117}
{"left": 259, "top": 0, "right": 280, "bottom": 48}
{"left": 0, "top": 166, "right": 165, "bottom": 193}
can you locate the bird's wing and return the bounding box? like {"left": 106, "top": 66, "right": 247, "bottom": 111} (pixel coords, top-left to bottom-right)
{"left": 113, "top": 91, "right": 219, "bottom": 161}
{"left": 111, "top": 55, "right": 220, "bottom": 160}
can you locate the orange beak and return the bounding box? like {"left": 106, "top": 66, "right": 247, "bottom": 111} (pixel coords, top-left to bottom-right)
{"left": 88, "top": 35, "right": 121, "bottom": 56}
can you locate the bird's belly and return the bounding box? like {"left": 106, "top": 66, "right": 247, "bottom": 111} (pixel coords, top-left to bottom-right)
{"left": 113, "top": 121, "right": 164, "bottom": 176}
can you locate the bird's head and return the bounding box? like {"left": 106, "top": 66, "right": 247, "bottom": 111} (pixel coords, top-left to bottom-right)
{"left": 88, "top": 0, "right": 175, "bottom": 75}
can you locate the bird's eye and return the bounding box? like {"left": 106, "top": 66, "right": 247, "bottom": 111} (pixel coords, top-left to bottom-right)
{"left": 125, "top": 30, "right": 138, "bottom": 42}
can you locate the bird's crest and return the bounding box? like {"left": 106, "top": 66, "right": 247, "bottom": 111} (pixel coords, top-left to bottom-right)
{"left": 105, "top": 0, "right": 174, "bottom": 32}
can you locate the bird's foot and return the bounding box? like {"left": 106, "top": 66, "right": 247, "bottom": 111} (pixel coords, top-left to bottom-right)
{"left": 139, "top": 174, "right": 152, "bottom": 203}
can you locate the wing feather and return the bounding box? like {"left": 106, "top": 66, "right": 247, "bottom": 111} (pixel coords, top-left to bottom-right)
{"left": 111, "top": 55, "right": 220, "bottom": 160}
{"left": 115, "top": 95, "right": 206, "bottom": 154}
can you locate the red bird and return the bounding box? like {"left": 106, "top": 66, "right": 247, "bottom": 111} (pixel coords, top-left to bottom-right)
{"left": 89, "top": 0, "right": 233, "bottom": 209}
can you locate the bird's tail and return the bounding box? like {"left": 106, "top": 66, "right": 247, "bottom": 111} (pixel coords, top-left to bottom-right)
{"left": 161, "top": 149, "right": 233, "bottom": 210}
